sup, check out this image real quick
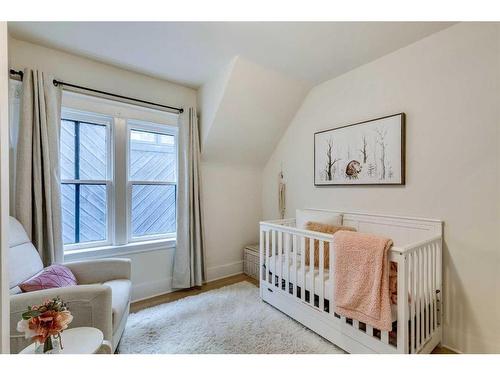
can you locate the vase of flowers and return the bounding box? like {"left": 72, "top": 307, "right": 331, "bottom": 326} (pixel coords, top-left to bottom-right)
{"left": 17, "top": 296, "right": 73, "bottom": 354}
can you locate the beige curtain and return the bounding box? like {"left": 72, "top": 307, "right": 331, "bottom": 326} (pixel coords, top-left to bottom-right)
{"left": 15, "top": 69, "right": 63, "bottom": 266}
{"left": 172, "top": 107, "right": 205, "bottom": 288}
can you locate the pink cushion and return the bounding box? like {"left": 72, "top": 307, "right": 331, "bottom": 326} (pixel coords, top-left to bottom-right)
{"left": 19, "top": 264, "right": 77, "bottom": 293}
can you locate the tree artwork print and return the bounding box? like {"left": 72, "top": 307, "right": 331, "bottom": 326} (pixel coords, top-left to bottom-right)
{"left": 314, "top": 113, "right": 405, "bottom": 185}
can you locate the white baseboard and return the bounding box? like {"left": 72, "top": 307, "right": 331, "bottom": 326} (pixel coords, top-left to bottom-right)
{"left": 440, "top": 344, "right": 463, "bottom": 354}
{"left": 206, "top": 260, "right": 243, "bottom": 282}
{"left": 131, "top": 261, "right": 244, "bottom": 302}
{"left": 131, "top": 277, "right": 172, "bottom": 302}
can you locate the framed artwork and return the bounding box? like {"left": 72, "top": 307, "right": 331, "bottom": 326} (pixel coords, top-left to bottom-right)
{"left": 314, "top": 113, "right": 405, "bottom": 186}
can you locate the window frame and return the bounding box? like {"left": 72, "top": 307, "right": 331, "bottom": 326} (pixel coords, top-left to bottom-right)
{"left": 126, "top": 119, "right": 178, "bottom": 243}
{"left": 60, "top": 108, "right": 114, "bottom": 251}
{"left": 61, "top": 101, "right": 179, "bottom": 261}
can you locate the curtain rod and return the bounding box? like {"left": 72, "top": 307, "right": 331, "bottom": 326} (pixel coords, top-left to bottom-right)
{"left": 9, "top": 69, "right": 184, "bottom": 114}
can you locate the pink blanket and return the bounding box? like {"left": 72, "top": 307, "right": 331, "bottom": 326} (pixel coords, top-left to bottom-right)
{"left": 333, "top": 230, "right": 393, "bottom": 332}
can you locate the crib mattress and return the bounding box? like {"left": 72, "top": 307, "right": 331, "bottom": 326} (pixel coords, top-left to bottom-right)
{"left": 267, "top": 256, "right": 397, "bottom": 322}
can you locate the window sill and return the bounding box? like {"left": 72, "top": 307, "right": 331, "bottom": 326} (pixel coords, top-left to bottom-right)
{"left": 64, "top": 238, "right": 176, "bottom": 262}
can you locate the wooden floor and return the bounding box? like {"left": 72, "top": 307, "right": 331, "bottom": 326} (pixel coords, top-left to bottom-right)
{"left": 131, "top": 273, "right": 257, "bottom": 313}
{"left": 130, "top": 273, "right": 455, "bottom": 354}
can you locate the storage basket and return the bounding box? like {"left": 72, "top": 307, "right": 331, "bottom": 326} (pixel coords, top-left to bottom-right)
{"left": 243, "top": 244, "right": 259, "bottom": 279}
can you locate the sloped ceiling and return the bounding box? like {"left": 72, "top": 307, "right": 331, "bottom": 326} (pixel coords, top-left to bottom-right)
{"left": 7, "top": 22, "right": 455, "bottom": 168}
{"left": 199, "top": 57, "right": 310, "bottom": 166}
{"left": 8, "top": 22, "right": 454, "bottom": 88}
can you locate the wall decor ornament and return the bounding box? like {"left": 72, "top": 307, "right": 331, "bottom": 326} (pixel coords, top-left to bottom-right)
{"left": 314, "top": 113, "right": 405, "bottom": 186}
{"left": 278, "top": 165, "right": 286, "bottom": 219}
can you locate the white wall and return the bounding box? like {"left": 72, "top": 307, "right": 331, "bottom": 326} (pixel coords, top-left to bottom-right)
{"left": 0, "top": 22, "right": 10, "bottom": 354}
{"left": 262, "top": 23, "right": 500, "bottom": 353}
{"left": 198, "top": 58, "right": 236, "bottom": 146}
{"left": 8, "top": 37, "right": 198, "bottom": 302}
{"left": 197, "top": 57, "right": 309, "bottom": 282}
{"left": 202, "top": 162, "right": 262, "bottom": 281}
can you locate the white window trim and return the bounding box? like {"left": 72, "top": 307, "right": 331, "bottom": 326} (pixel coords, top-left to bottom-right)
{"left": 64, "top": 238, "right": 176, "bottom": 262}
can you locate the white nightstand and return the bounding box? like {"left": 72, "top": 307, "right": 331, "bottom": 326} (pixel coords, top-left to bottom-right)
{"left": 19, "top": 327, "right": 111, "bottom": 354}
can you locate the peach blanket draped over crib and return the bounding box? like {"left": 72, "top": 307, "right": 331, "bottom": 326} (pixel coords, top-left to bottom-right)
{"left": 304, "top": 222, "right": 398, "bottom": 306}
{"left": 333, "top": 230, "right": 393, "bottom": 332}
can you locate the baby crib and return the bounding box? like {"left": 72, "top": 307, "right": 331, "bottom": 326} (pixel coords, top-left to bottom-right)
{"left": 259, "top": 209, "right": 443, "bottom": 354}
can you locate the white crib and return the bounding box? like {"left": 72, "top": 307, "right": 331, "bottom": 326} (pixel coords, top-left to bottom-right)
{"left": 259, "top": 209, "right": 443, "bottom": 354}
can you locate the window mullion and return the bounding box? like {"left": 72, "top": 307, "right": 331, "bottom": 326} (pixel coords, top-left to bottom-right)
{"left": 75, "top": 184, "right": 80, "bottom": 244}
{"left": 74, "top": 121, "right": 80, "bottom": 244}
{"left": 114, "top": 117, "right": 128, "bottom": 246}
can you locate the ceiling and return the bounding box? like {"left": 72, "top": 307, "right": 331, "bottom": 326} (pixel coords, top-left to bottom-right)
{"left": 8, "top": 22, "right": 454, "bottom": 88}
{"left": 200, "top": 57, "right": 310, "bottom": 165}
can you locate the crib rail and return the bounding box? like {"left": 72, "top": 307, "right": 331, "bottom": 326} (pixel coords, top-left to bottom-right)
{"left": 403, "top": 236, "right": 442, "bottom": 353}
{"left": 259, "top": 219, "right": 442, "bottom": 354}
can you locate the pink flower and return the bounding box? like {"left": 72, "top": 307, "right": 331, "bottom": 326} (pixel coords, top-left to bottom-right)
{"left": 17, "top": 311, "right": 73, "bottom": 343}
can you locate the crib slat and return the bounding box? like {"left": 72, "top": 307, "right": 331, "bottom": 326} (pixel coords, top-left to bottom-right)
{"left": 381, "top": 331, "right": 389, "bottom": 344}
{"left": 284, "top": 232, "right": 290, "bottom": 289}
{"left": 309, "top": 239, "right": 315, "bottom": 307}
{"left": 396, "top": 254, "right": 409, "bottom": 353}
{"left": 427, "top": 245, "right": 432, "bottom": 338}
{"left": 329, "top": 240, "right": 334, "bottom": 315}
{"left": 437, "top": 240, "right": 442, "bottom": 326}
{"left": 422, "top": 245, "right": 427, "bottom": 343}
{"left": 422, "top": 246, "right": 427, "bottom": 341}
{"left": 277, "top": 231, "right": 283, "bottom": 289}
{"left": 432, "top": 243, "right": 437, "bottom": 331}
{"left": 353, "top": 320, "right": 359, "bottom": 330}
{"left": 265, "top": 230, "right": 270, "bottom": 284}
{"left": 272, "top": 230, "right": 277, "bottom": 286}
{"left": 259, "top": 230, "right": 264, "bottom": 283}
{"left": 415, "top": 249, "right": 422, "bottom": 352}
{"left": 410, "top": 252, "right": 415, "bottom": 354}
{"left": 425, "top": 245, "right": 432, "bottom": 338}
{"left": 422, "top": 246, "right": 429, "bottom": 345}
{"left": 301, "top": 237, "right": 306, "bottom": 302}
{"left": 318, "top": 240, "right": 325, "bottom": 311}
{"left": 366, "top": 324, "right": 374, "bottom": 337}
{"left": 429, "top": 245, "right": 434, "bottom": 336}
{"left": 293, "top": 235, "right": 298, "bottom": 297}
{"left": 429, "top": 244, "right": 433, "bottom": 334}
{"left": 295, "top": 237, "right": 300, "bottom": 296}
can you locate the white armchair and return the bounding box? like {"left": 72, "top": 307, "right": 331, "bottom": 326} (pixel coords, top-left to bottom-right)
{"left": 8, "top": 217, "right": 131, "bottom": 354}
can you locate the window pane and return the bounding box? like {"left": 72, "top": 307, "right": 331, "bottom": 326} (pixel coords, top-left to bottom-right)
{"left": 131, "top": 184, "right": 176, "bottom": 237}
{"left": 159, "top": 134, "right": 175, "bottom": 145}
{"left": 80, "top": 184, "right": 107, "bottom": 243}
{"left": 60, "top": 120, "right": 107, "bottom": 180}
{"left": 129, "top": 129, "right": 176, "bottom": 181}
{"left": 61, "top": 120, "right": 76, "bottom": 180}
{"left": 79, "top": 122, "right": 107, "bottom": 180}
{"left": 131, "top": 131, "right": 155, "bottom": 142}
{"left": 61, "top": 183, "right": 107, "bottom": 246}
{"left": 61, "top": 184, "right": 76, "bottom": 245}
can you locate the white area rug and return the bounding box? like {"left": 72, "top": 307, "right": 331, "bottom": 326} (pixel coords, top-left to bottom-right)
{"left": 119, "top": 281, "right": 344, "bottom": 354}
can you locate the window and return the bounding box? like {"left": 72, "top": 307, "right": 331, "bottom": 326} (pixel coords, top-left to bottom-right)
{"left": 128, "top": 124, "right": 177, "bottom": 241}
{"left": 60, "top": 108, "right": 177, "bottom": 252}
{"left": 61, "top": 113, "right": 112, "bottom": 248}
